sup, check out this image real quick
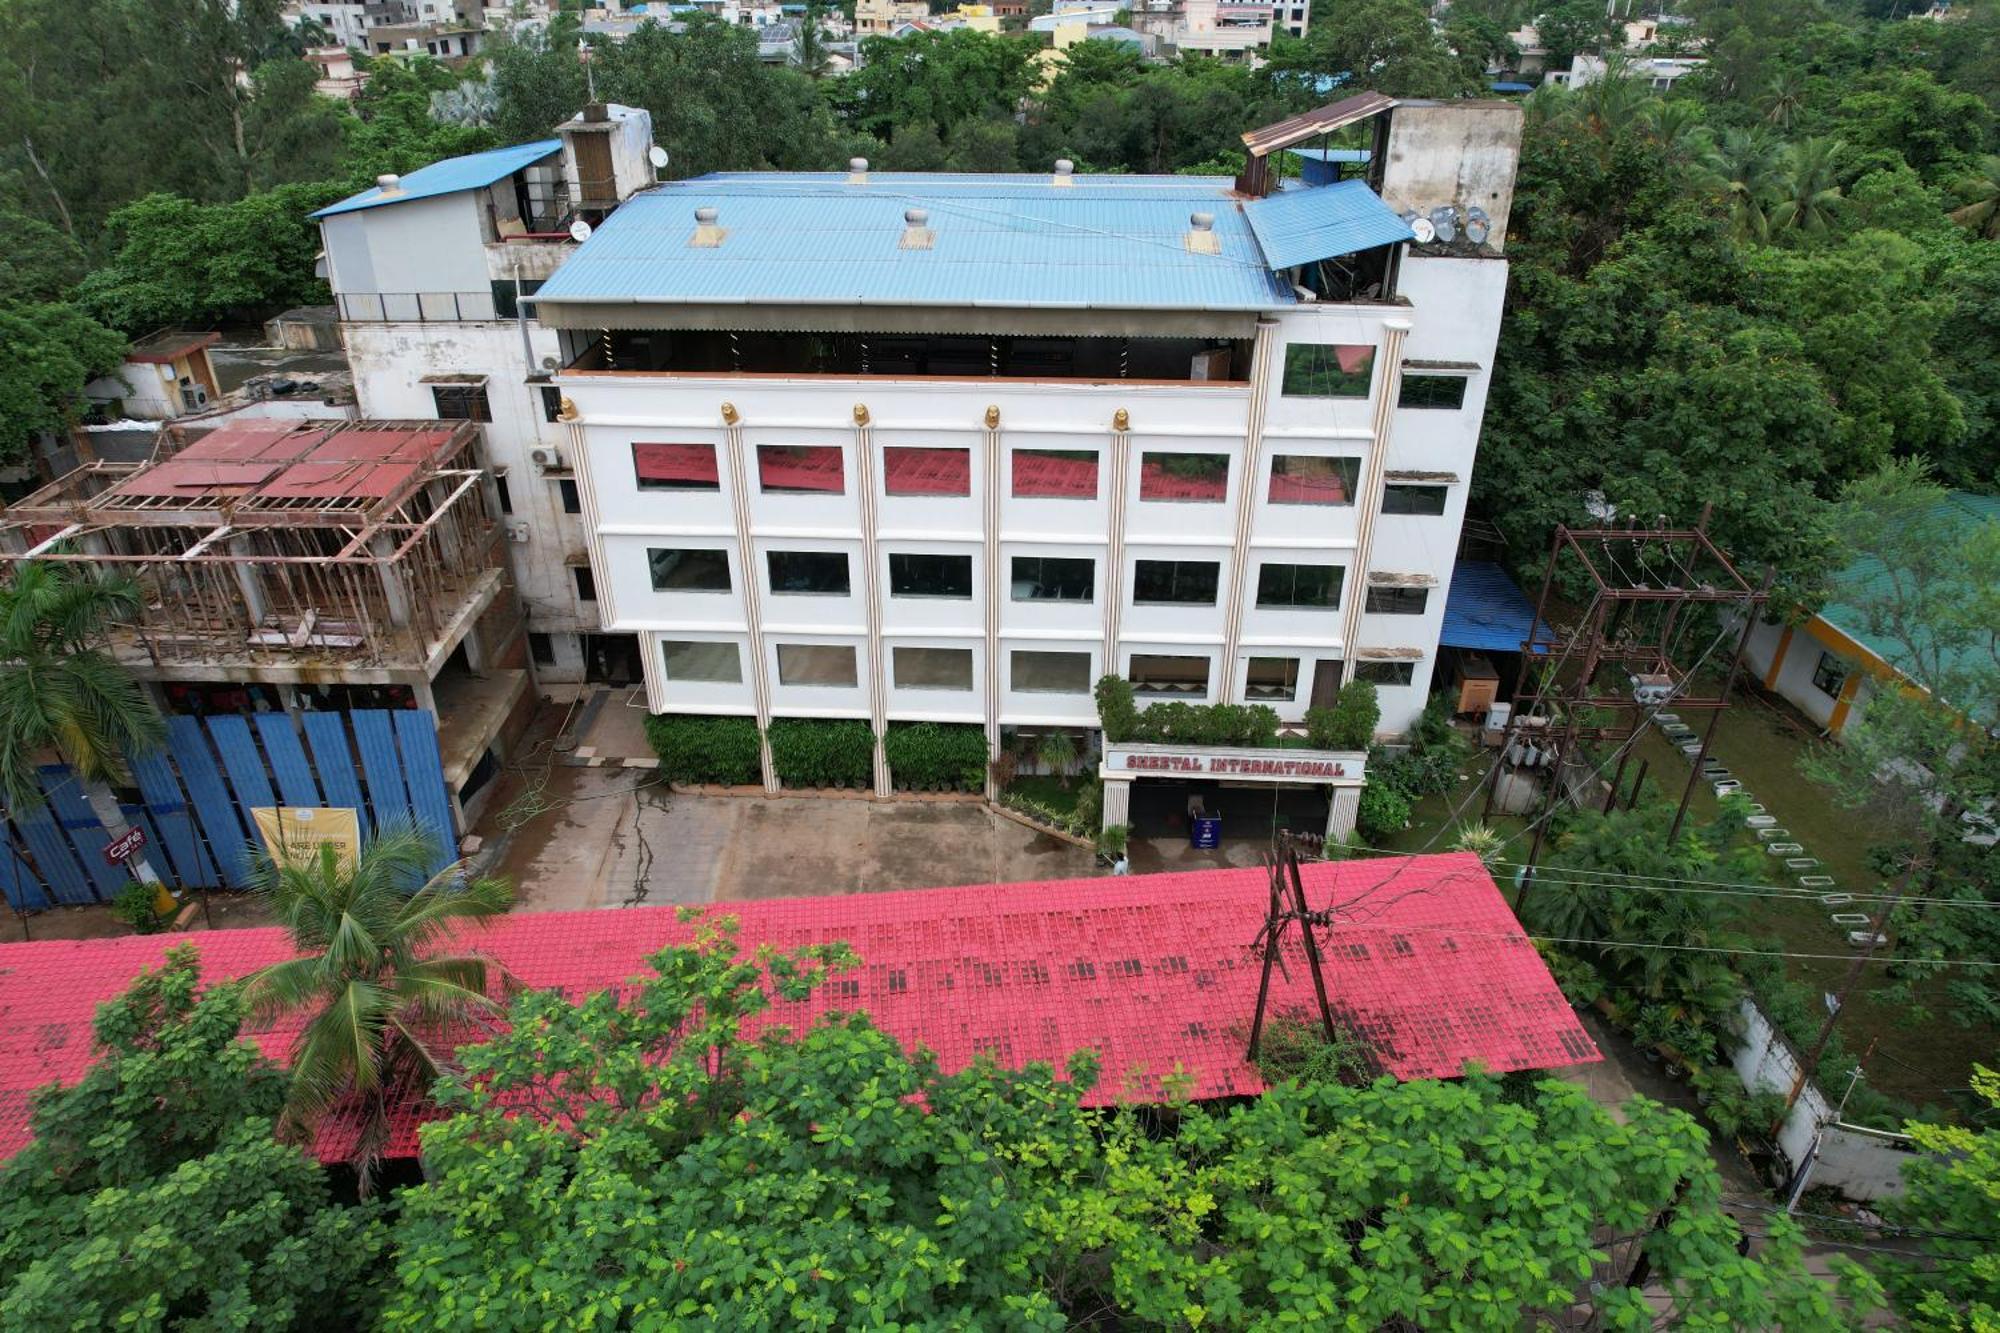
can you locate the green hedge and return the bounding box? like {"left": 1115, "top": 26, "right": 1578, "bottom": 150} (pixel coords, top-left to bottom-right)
{"left": 768, "top": 717, "right": 875, "bottom": 789}
{"left": 644, "top": 713, "right": 763, "bottom": 785}
{"left": 884, "top": 722, "right": 988, "bottom": 792}
{"left": 1304, "top": 679, "right": 1379, "bottom": 750}
{"left": 1092, "top": 675, "right": 1279, "bottom": 747}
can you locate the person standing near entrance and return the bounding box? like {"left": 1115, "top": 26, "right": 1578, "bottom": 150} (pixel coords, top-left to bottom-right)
{"left": 1186, "top": 791, "right": 1207, "bottom": 823}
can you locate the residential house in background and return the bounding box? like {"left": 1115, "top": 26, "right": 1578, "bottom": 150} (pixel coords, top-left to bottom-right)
{"left": 85, "top": 332, "right": 223, "bottom": 422}
{"left": 511, "top": 94, "right": 1521, "bottom": 836}
{"left": 856, "top": 0, "right": 930, "bottom": 35}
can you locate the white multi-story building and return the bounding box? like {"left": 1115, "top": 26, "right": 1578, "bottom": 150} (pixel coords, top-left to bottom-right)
{"left": 509, "top": 96, "right": 1521, "bottom": 798}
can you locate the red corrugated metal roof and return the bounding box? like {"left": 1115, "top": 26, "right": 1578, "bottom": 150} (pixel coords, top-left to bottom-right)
{"left": 107, "top": 422, "right": 460, "bottom": 506}
{"left": 0, "top": 855, "right": 1595, "bottom": 1162}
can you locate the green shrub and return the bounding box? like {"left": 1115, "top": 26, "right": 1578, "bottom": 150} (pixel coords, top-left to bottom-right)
{"left": 1356, "top": 780, "right": 1412, "bottom": 843}
{"left": 1097, "top": 823, "right": 1128, "bottom": 858}
{"left": 644, "top": 713, "right": 763, "bottom": 785}
{"left": 768, "top": 717, "right": 876, "bottom": 789}
{"left": 884, "top": 722, "right": 988, "bottom": 792}
{"left": 1094, "top": 674, "right": 1138, "bottom": 742}
{"left": 1094, "top": 676, "right": 1279, "bottom": 747}
{"left": 1305, "top": 679, "right": 1379, "bottom": 750}
{"left": 112, "top": 881, "right": 166, "bottom": 935}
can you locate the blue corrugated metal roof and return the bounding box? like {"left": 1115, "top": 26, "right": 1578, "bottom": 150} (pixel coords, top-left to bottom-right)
{"left": 1242, "top": 178, "right": 1415, "bottom": 271}
{"left": 1441, "top": 561, "right": 1546, "bottom": 654}
{"left": 529, "top": 173, "right": 1301, "bottom": 311}
{"left": 310, "top": 140, "right": 562, "bottom": 219}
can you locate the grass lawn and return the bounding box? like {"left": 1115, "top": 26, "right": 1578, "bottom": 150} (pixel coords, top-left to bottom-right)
{"left": 1006, "top": 775, "right": 1083, "bottom": 814}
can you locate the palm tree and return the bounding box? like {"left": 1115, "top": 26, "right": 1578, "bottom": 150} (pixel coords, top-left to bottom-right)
{"left": 1640, "top": 98, "right": 1704, "bottom": 159}
{"left": 0, "top": 561, "right": 171, "bottom": 892}
{"left": 1762, "top": 69, "right": 1805, "bottom": 131}
{"left": 793, "top": 2, "right": 832, "bottom": 79}
{"left": 1766, "top": 136, "right": 1846, "bottom": 238}
{"left": 245, "top": 824, "right": 513, "bottom": 1190}
{"left": 1695, "top": 125, "right": 1780, "bottom": 242}
{"left": 1036, "top": 729, "right": 1078, "bottom": 788}
{"left": 1449, "top": 822, "right": 1506, "bottom": 866}
{"left": 1948, "top": 153, "right": 2000, "bottom": 239}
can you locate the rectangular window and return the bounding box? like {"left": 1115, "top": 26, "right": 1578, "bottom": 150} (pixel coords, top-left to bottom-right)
{"left": 1011, "top": 649, "right": 1092, "bottom": 694}
{"left": 894, "top": 646, "right": 974, "bottom": 691}
{"left": 1011, "top": 448, "right": 1097, "bottom": 499}
{"left": 757, "top": 444, "right": 844, "bottom": 495}
{"left": 777, "top": 643, "right": 857, "bottom": 687}
{"left": 1398, "top": 374, "right": 1468, "bottom": 410}
{"left": 1356, "top": 660, "right": 1416, "bottom": 686}
{"left": 540, "top": 385, "right": 563, "bottom": 423}
{"left": 1811, "top": 651, "right": 1849, "bottom": 697}
{"left": 491, "top": 277, "right": 543, "bottom": 320}
{"left": 430, "top": 383, "right": 491, "bottom": 421}
{"left": 528, "top": 631, "right": 555, "bottom": 665}
{"left": 558, "top": 479, "right": 582, "bottom": 514}
{"left": 1010, "top": 555, "right": 1093, "bottom": 602}
{"left": 1268, "top": 455, "right": 1360, "bottom": 506}
{"left": 883, "top": 446, "right": 971, "bottom": 497}
{"left": 1132, "top": 559, "right": 1219, "bottom": 606}
{"left": 1129, "top": 653, "right": 1209, "bottom": 697}
{"left": 767, "top": 550, "right": 850, "bottom": 596}
{"left": 1281, "top": 343, "right": 1375, "bottom": 397}
{"left": 493, "top": 473, "right": 512, "bottom": 514}
{"left": 1365, "top": 585, "right": 1430, "bottom": 615}
{"left": 572, "top": 566, "right": 596, "bottom": 601}
{"left": 1255, "top": 563, "right": 1343, "bottom": 610}
{"left": 1245, "top": 656, "right": 1299, "bottom": 702}
{"left": 1139, "top": 452, "right": 1229, "bottom": 503}
{"left": 634, "top": 442, "right": 720, "bottom": 492}
{"left": 649, "top": 548, "right": 732, "bottom": 592}
{"left": 661, "top": 639, "right": 742, "bottom": 683}
{"left": 888, "top": 552, "right": 972, "bottom": 599}
{"left": 1381, "top": 483, "right": 1449, "bottom": 515}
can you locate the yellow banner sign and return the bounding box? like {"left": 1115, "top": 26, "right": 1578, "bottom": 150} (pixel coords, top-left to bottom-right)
{"left": 251, "top": 807, "right": 362, "bottom": 873}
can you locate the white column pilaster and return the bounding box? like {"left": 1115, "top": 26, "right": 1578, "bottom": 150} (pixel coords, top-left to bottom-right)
{"left": 1339, "top": 320, "right": 1411, "bottom": 686}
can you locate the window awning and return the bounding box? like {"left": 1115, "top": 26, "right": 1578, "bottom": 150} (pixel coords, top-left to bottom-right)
{"left": 1243, "top": 179, "right": 1416, "bottom": 271}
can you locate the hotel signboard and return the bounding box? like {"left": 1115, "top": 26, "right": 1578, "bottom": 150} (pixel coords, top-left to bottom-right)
{"left": 1102, "top": 743, "right": 1366, "bottom": 786}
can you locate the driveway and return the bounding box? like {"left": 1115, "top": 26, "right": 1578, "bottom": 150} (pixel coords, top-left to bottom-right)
{"left": 487, "top": 766, "right": 1099, "bottom": 912}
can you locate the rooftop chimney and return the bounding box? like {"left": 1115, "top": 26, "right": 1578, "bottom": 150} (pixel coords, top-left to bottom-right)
{"left": 690, "top": 206, "right": 727, "bottom": 248}
{"left": 1184, "top": 211, "right": 1219, "bottom": 254}
{"left": 899, "top": 207, "right": 934, "bottom": 250}
{"left": 848, "top": 156, "right": 870, "bottom": 185}
{"left": 1053, "top": 158, "right": 1075, "bottom": 187}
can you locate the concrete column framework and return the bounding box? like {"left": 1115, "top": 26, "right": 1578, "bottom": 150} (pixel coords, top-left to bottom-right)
{"left": 369, "top": 533, "right": 413, "bottom": 627}
{"left": 1325, "top": 785, "right": 1360, "bottom": 842}
{"left": 1101, "top": 410, "right": 1132, "bottom": 680}
{"left": 1101, "top": 775, "right": 1131, "bottom": 830}
{"left": 981, "top": 405, "right": 1004, "bottom": 800}
{"left": 1338, "top": 319, "right": 1412, "bottom": 687}
{"left": 851, "top": 405, "right": 892, "bottom": 797}
{"left": 718, "top": 404, "right": 780, "bottom": 794}
{"left": 565, "top": 408, "right": 617, "bottom": 631}
{"left": 1217, "top": 319, "right": 1280, "bottom": 704}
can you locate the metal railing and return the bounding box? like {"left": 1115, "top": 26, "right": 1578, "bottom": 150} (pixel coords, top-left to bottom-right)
{"left": 336, "top": 291, "right": 499, "bottom": 323}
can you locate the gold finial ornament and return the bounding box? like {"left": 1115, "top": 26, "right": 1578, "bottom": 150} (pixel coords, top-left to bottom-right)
{"left": 984, "top": 404, "right": 1000, "bottom": 429}
{"left": 1113, "top": 408, "right": 1130, "bottom": 431}
{"left": 720, "top": 401, "right": 739, "bottom": 425}
{"left": 556, "top": 396, "right": 580, "bottom": 422}
{"left": 853, "top": 403, "right": 870, "bottom": 426}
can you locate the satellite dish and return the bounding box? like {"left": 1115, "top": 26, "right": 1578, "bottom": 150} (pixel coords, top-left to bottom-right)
{"left": 1409, "top": 215, "right": 1436, "bottom": 244}
{"left": 648, "top": 145, "right": 669, "bottom": 169}
{"left": 1428, "top": 206, "right": 1458, "bottom": 245}
{"left": 568, "top": 219, "right": 594, "bottom": 243}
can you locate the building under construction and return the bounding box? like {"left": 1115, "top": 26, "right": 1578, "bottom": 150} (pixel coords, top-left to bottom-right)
{"left": 0, "top": 418, "right": 535, "bottom": 828}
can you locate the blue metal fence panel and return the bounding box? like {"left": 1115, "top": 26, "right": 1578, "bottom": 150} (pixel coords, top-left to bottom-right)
{"left": 119, "top": 804, "right": 175, "bottom": 892}
{"left": 167, "top": 715, "right": 255, "bottom": 887}
{"left": 130, "top": 748, "right": 217, "bottom": 888}
{"left": 351, "top": 710, "right": 410, "bottom": 830}
{"left": 393, "top": 710, "right": 457, "bottom": 876}
{"left": 0, "top": 837, "right": 46, "bottom": 910}
{"left": 39, "top": 767, "right": 127, "bottom": 899}
{"left": 302, "top": 713, "right": 371, "bottom": 837}
{"left": 206, "top": 716, "right": 277, "bottom": 816}
{"left": 13, "top": 799, "right": 93, "bottom": 904}
{"left": 253, "top": 713, "right": 322, "bottom": 809}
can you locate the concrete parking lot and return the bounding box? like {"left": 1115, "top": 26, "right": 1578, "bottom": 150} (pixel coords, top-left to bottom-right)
{"left": 488, "top": 766, "right": 1099, "bottom": 912}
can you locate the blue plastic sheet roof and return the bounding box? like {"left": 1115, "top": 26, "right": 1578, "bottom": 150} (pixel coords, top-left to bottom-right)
{"left": 310, "top": 140, "right": 562, "bottom": 218}
{"left": 1242, "top": 178, "right": 1416, "bottom": 271}
{"left": 1441, "top": 561, "right": 1547, "bottom": 655}
{"left": 530, "top": 173, "right": 1305, "bottom": 311}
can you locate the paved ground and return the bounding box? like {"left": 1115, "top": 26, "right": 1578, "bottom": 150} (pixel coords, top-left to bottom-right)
{"left": 488, "top": 766, "right": 1099, "bottom": 912}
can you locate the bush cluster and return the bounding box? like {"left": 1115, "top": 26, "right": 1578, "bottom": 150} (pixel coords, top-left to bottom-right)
{"left": 767, "top": 717, "right": 876, "bottom": 789}
{"left": 643, "top": 713, "right": 762, "bottom": 786}
{"left": 883, "top": 722, "right": 987, "bottom": 792}
{"left": 1092, "top": 675, "right": 1279, "bottom": 747}
{"left": 1303, "top": 678, "right": 1380, "bottom": 751}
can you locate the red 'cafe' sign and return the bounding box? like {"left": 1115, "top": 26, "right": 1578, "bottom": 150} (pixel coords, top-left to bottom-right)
{"left": 1118, "top": 753, "right": 1349, "bottom": 779}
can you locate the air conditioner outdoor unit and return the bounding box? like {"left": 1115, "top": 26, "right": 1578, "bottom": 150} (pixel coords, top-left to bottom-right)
{"left": 507, "top": 523, "right": 532, "bottom": 544}
{"left": 530, "top": 446, "right": 564, "bottom": 470}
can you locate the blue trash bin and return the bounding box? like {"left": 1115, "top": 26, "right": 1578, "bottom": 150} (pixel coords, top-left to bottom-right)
{"left": 1191, "top": 817, "right": 1222, "bottom": 849}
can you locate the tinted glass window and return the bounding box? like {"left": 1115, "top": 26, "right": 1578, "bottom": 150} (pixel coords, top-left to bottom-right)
{"left": 1281, "top": 344, "right": 1374, "bottom": 396}
{"left": 776, "top": 643, "right": 857, "bottom": 686}
{"left": 883, "top": 446, "right": 971, "bottom": 496}
{"left": 1398, "top": 374, "right": 1468, "bottom": 409}
{"left": 661, "top": 640, "right": 741, "bottom": 682}
{"left": 1382, "top": 483, "right": 1448, "bottom": 515}
{"left": 1010, "top": 556, "right": 1093, "bottom": 602}
{"left": 1356, "top": 660, "right": 1416, "bottom": 686}
{"left": 1268, "top": 455, "right": 1359, "bottom": 506}
{"left": 767, "top": 550, "right": 850, "bottom": 596}
{"left": 1138, "top": 452, "right": 1229, "bottom": 503}
{"left": 1365, "top": 585, "right": 1429, "bottom": 615}
{"left": 649, "top": 548, "right": 732, "bottom": 592}
{"left": 888, "top": 552, "right": 972, "bottom": 598}
{"left": 1132, "top": 559, "right": 1219, "bottom": 605}
{"left": 894, "top": 646, "right": 974, "bottom": 690}
{"left": 1012, "top": 650, "right": 1092, "bottom": 693}
{"left": 1012, "top": 448, "right": 1097, "bottom": 499}
{"left": 1255, "top": 563, "right": 1342, "bottom": 610}
{"left": 758, "top": 444, "right": 844, "bottom": 495}
{"left": 1129, "top": 654, "right": 1209, "bottom": 696}
{"left": 634, "top": 443, "right": 720, "bottom": 491}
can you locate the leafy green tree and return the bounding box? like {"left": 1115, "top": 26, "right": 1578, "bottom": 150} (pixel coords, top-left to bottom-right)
{"left": 487, "top": 25, "right": 589, "bottom": 147}
{"left": 1271, "top": 0, "right": 1481, "bottom": 100}
{"left": 1696, "top": 124, "right": 1781, "bottom": 241}
{"left": 0, "top": 303, "right": 126, "bottom": 461}
{"left": 1764, "top": 135, "right": 1847, "bottom": 237}
{"left": 0, "top": 561, "right": 170, "bottom": 888}
{"left": 1948, "top": 152, "right": 2000, "bottom": 239}
{"left": 1830, "top": 67, "right": 1993, "bottom": 181}
{"left": 0, "top": 946, "right": 390, "bottom": 1330}
{"left": 1534, "top": 0, "right": 1617, "bottom": 75}
{"left": 382, "top": 915, "right": 1875, "bottom": 1330}
{"left": 840, "top": 29, "right": 1040, "bottom": 143}
{"left": 0, "top": 207, "right": 88, "bottom": 304}
{"left": 1878, "top": 1063, "right": 2000, "bottom": 1328}
{"left": 244, "top": 826, "right": 514, "bottom": 1187}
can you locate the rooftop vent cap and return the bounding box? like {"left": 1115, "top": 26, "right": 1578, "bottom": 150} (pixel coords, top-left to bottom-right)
{"left": 1053, "top": 158, "right": 1075, "bottom": 186}
{"left": 848, "top": 156, "right": 870, "bottom": 184}
{"left": 1184, "top": 211, "right": 1220, "bottom": 254}
{"left": 376, "top": 173, "right": 402, "bottom": 194}
{"left": 690, "top": 205, "right": 727, "bottom": 248}
{"left": 900, "top": 206, "right": 935, "bottom": 250}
